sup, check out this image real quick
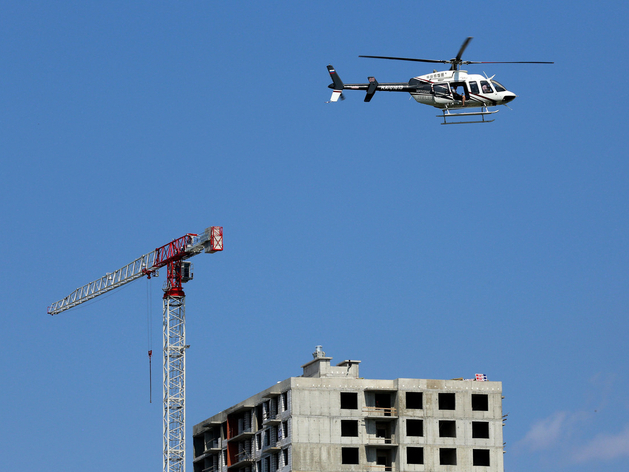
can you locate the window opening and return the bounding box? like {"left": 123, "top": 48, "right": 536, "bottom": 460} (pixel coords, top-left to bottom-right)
{"left": 407, "top": 447, "right": 424, "bottom": 465}
{"left": 341, "top": 420, "right": 359, "bottom": 437}
{"left": 439, "top": 420, "right": 456, "bottom": 438}
{"left": 472, "top": 421, "right": 490, "bottom": 439}
{"left": 440, "top": 448, "right": 457, "bottom": 465}
{"left": 341, "top": 392, "right": 358, "bottom": 409}
{"left": 406, "top": 419, "right": 423, "bottom": 437}
{"left": 342, "top": 447, "right": 359, "bottom": 464}
{"left": 472, "top": 394, "right": 489, "bottom": 411}
{"left": 469, "top": 81, "right": 479, "bottom": 94}
{"left": 473, "top": 449, "right": 490, "bottom": 466}
{"left": 439, "top": 393, "right": 456, "bottom": 410}
{"left": 406, "top": 392, "right": 423, "bottom": 409}
{"left": 480, "top": 80, "right": 493, "bottom": 93}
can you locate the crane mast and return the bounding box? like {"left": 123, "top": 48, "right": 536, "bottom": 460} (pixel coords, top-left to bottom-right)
{"left": 48, "top": 226, "right": 223, "bottom": 472}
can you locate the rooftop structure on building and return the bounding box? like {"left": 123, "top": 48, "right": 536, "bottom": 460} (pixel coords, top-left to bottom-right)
{"left": 193, "top": 347, "right": 504, "bottom": 472}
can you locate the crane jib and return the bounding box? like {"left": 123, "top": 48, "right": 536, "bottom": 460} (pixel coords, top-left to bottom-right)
{"left": 47, "top": 226, "right": 223, "bottom": 315}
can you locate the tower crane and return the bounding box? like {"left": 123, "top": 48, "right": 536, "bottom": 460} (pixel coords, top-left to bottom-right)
{"left": 48, "top": 226, "right": 224, "bottom": 472}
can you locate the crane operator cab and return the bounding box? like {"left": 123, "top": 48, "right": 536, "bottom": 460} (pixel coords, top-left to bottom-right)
{"left": 181, "top": 261, "right": 194, "bottom": 283}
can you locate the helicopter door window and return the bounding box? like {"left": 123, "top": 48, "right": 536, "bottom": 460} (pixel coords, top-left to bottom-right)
{"left": 480, "top": 80, "right": 494, "bottom": 94}
{"left": 469, "top": 81, "right": 479, "bottom": 94}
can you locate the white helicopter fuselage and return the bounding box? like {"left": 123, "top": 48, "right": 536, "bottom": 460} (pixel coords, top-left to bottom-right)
{"left": 408, "top": 69, "right": 516, "bottom": 109}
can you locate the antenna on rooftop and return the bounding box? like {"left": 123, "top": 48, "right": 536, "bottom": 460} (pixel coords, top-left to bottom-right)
{"left": 313, "top": 345, "right": 326, "bottom": 358}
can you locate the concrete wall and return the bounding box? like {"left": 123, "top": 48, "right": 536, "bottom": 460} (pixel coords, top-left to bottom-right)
{"left": 194, "top": 370, "right": 504, "bottom": 472}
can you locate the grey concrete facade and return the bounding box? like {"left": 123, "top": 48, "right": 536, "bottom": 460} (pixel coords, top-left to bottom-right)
{"left": 193, "top": 349, "right": 504, "bottom": 472}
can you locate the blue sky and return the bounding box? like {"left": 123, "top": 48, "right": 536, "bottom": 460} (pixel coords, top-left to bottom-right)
{"left": 2, "top": 1, "right": 628, "bottom": 471}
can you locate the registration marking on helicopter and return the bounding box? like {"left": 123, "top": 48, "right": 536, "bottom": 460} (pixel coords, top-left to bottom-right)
{"left": 426, "top": 72, "right": 452, "bottom": 80}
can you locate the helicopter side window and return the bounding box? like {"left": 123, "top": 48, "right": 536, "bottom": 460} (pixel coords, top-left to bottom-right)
{"left": 433, "top": 83, "right": 449, "bottom": 95}
{"left": 409, "top": 79, "right": 432, "bottom": 94}
{"left": 469, "top": 81, "right": 479, "bottom": 94}
{"left": 418, "top": 82, "right": 432, "bottom": 93}
{"left": 480, "top": 80, "right": 494, "bottom": 93}
{"left": 491, "top": 80, "right": 506, "bottom": 92}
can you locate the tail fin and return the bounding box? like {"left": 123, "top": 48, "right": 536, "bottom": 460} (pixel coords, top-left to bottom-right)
{"left": 327, "top": 65, "right": 344, "bottom": 102}
{"left": 364, "top": 76, "right": 378, "bottom": 102}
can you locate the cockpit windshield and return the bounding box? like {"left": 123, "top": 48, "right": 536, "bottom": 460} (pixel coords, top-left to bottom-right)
{"left": 491, "top": 80, "right": 507, "bottom": 92}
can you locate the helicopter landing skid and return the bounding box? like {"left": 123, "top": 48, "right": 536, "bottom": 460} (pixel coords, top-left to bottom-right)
{"left": 437, "top": 107, "right": 499, "bottom": 125}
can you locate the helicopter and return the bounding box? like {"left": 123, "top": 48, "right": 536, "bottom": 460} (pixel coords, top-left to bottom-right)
{"left": 327, "top": 37, "right": 553, "bottom": 124}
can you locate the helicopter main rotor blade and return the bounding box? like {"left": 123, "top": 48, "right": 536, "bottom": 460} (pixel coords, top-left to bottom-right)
{"left": 475, "top": 61, "right": 555, "bottom": 64}
{"left": 359, "top": 55, "right": 554, "bottom": 65}
{"left": 359, "top": 55, "right": 450, "bottom": 64}
{"left": 455, "top": 36, "right": 473, "bottom": 62}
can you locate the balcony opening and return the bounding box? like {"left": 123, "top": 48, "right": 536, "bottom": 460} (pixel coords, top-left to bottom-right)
{"left": 256, "top": 405, "right": 263, "bottom": 430}
{"left": 375, "top": 422, "right": 392, "bottom": 443}
{"left": 375, "top": 393, "right": 392, "bottom": 415}
{"left": 281, "top": 391, "right": 289, "bottom": 412}
{"left": 376, "top": 449, "right": 392, "bottom": 472}
{"left": 193, "top": 435, "right": 204, "bottom": 457}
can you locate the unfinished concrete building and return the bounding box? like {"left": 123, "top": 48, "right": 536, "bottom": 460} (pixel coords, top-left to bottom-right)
{"left": 193, "top": 347, "right": 504, "bottom": 472}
